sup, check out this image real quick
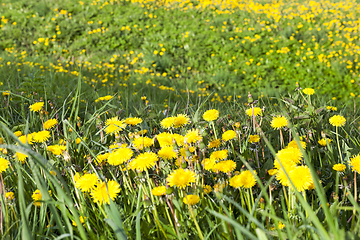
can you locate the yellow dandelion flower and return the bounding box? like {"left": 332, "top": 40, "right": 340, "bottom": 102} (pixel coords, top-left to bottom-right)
{"left": 132, "top": 136, "right": 154, "bottom": 150}
{"left": 31, "top": 189, "right": 42, "bottom": 207}
{"left": 287, "top": 139, "right": 306, "bottom": 150}
{"left": 203, "top": 109, "right": 219, "bottom": 122}
{"left": 303, "top": 88, "right": 315, "bottom": 95}
{"left": 268, "top": 168, "right": 278, "bottom": 176}
{"left": 125, "top": 117, "right": 142, "bottom": 126}
{"left": 158, "top": 146, "right": 177, "bottom": 160}
{"left": 278, "top": 222, "right": 285, "bottom": 229}
{"left": 329, "top": 115, "right": 346, "bottom": 127}
{"left": 95, "top": 153, "right": 109, "bottom": 165}
{"left": 75, "top": 173, "right": 99, "bottom": 192}
{"left": 245, "top": 107, "right": 262, "bottom": 117}
{"left": 275, "top": 147, "right": 302, "bottom": 168}
{"left": 157, "top": 132, "right": 174, "bottom": 147}
{"left": 229, "top": 170, "right": 257, "bottom": 188}
{"left": 14, "top": 131, "right": 22, "bottom": 137}
{"left": 208, "top": 139, "right": 221, "bottom": 148}
{"left": 107, "top": 148, "right": 133, "bottom": 166}
{"left": 350, "top": 154, "right": 360, "bottom": 173}
{"left": 72, "top": 216, "right": 86, "bottom": 227}
{"left": 29, "top": 102, "right": 44, "bottom": 112}
{"left": 271, "top": 116, "right": 288, "bottom": 130}
{"left": 91, "top": 180, "right": 121, "bottom": 205}
{"left": 203, "top": 185, "right": 212, "bottom": 194}
{"left": 0, "top": 158, "right": 10, "bottom": 173}
{"left": 105, "top": 117, "right": 126, "bottom": 135}
{"left": 160, "top": 116, "right": 175, "bottom": 129}
{"left": 318, "top": 138, "right": 332, "bottom": 146}
{"left": 289, "top": 165, "right": 313, "bottom": 192}
{"left": 6, "top": 192, "right": 14, "bottom": 200}
{"left": 14, "top": 152, "right": 28, "bottom": 163}
{"left": 184, "top": 129, "right": 202, "bottom": 144}
{"left": 202, "top": 158, "right": 216, "bottom": 171}
{"left": 166, "top": 168, "right": 196, "bottom": 189}
{"left": 152, "top": 186, "right": 166, "bottom": 196}
{"left": 248, "top": 135, "right": 260, "bottom": 143}
{"left": 210, "top": 149, "right": 228, "bottom": 161}
{"left": 43, "top": 119, "right": 58, "bottom": 130}
{"left": 18, "top": 134, "right": 34, "bottom": 145}
{"left": 213, "top": 160, "right": 236, "bottom": 173}
{"left": 333, "top": 163, "right": 346, "bottom": 172}
{"left": 33, "top": 130, "right": 51, "bottom": 143}
{"left": 222, "top": 130, "right": 236, "bottom": 141}
{"left": 129, "top": 152, "right": 158, "bottom": 172}
{"left": 173, "top": 114, "right": 190, "bottom": 128}
{"left": 172, "top": 133, "right": 185, "bottom": 146}
{"left": 48, "top": 145, "right": 67, "bottom": 155}
{"left": 229, "top": 174, "right": 242, "bottom": 188}
{"left": 183, "top": 195, "right": 200, "bottom": 205}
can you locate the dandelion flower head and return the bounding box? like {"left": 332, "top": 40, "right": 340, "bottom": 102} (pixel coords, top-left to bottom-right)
{"left": 183, "top": 195, "right": 200, "bottom": 205}
{"left": 129, "top": 152, "right": 158, "bottom": 172}
{"left": 329, "top": 115, "right": 346, "bottom": 127}
{"left": 107, "top": 148, "right": 133, "bottom": 166}
{"left": 152, "top": 186, "right": 166, "bottom": 196}
{"left": 350, "top": 154, "right": 360, "bottom": 173}
{"left": 173, "top": 114, "right": 190, "bottom": 128}
{"left": 245, "top": 107, "right": 262, "bottom": 117}
{"left": 333, "top": 163, "right": 346, "bottom": 172}
{"left": 271, "top": 116, "right": 288, "bottom": 130}
{"left": 222, "top": 130, "right": 236, "bottom": 141}
{"left": 29, "top": 102, "right": 44, "bottom": 112}
{"left": 303, "top": 88, "right": 315, "bottom": 95}
{"left": 166, "top": 168, "right": 196, "bottom": 189}
{"left": 203, "top": 109, "right": 219, "bottom": 122}
{"left": 105, "top": 117, "right": 126, "bottom": 135}
{"left": 91, "top": 180, "right": 120, "bottom": 205}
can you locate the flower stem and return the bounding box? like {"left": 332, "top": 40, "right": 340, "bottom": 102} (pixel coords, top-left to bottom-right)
{"left": 336, "top": 127, "right": 343, "bottom": 163}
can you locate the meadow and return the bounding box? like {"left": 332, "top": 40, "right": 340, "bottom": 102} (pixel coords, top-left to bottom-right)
{"left": 1, "top": 0, "right": 360, "bottom": 239}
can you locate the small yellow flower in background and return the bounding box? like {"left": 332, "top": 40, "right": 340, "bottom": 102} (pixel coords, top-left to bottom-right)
{"left": 160, "top": 116, "right": 175, "bottom": 129}
{"left": 166, "top": 168, "right": 196, "bottom": 189}
{"left": 333, "top": 164, "right": 346, "bottom": 172}
{"left": 129, "top": 152, "right": 158, "bottom": 172}
{"left": 125, "top": 117, "right": 142, "bottom": 126}
{"left": 248, "top": 135, "right": 260, "bottom": 143}
{"left": 31, "top": 189, "right": 42, "bottom": 207}
{"left": 268, "top": 168, "right": 278, "bottom": 176}
{"left": 91, "top": 180, "right": 120, "bottom": 205}
{"left": 75, "top": 173, "right": 99, "bottom": 192}
{"left": 43, "top": 119, "right": 58, "bottom": 130}
{"left": 76, "top": 138, "right": 81, "bottom": 144}
{"left": 158, "top": 146, "right": 177, "bottom": 160}
{"left": 14, "top": 131, "right": 22, "bottom": 137}
{"left": 152, "top": 186, "right": 166, "bottom": 196}
{"left": 0, "top": 157, "right": 10, "bottom": 173}
{"left": 29, "top": 102, "right": 44, "bottom": 112}
{"left": 2, "top": 91, "right": 10, "bottom": 96}
{"left": 327, "top": 106, "right": 337, "bottom": 111}
{"left": 245, "top": 107, "right": 262, "bottom": 117}
{"left": 271, "top": 115, "right": 288, "bottom": 130}
{"left": 183, "top": 195, "right": 200, "bottom": 205}
{"left": 329, "top": 115, "right": 346, "bottom": 127}
{"left": 105, "top": 117, "right": 126, "bottom": 135}
{"left": 203, "top": 185, "right": 212, "bottom": 194}
{"left": 48, "top": 145, "right": 67, "bottom": 155}
{"left": 302, "top": 88, "right": 315, "bottom": 95}
{"left": 222, "top": 130, "right": 236, "bottom": 141}
{"left": 107, "top": 148, "right": 133, "bottom": 166}
{"left": 6, "top": 192, "right": 14, "bottom": 200}
{"left": 14, "top": 152, "right": 28, "bottom": 163}
{"left": 318, "top": 138, "right": 332, "bottom": 146}
{"left": 173, "top": 114, "right": 190, "bottom": 128}
{"left": 72, "top": 216, "right": 86, "bottom": 227}
{"left": 203, "top": 109, "right": 219, "bottom": 122}
{"left": 350, "top": 154, "right": 360, "bottom": 173}
{"left": 208, "top": 139, "right": 221, "bottom": 148}
{"left": 50, "top": 170, "right": 57, "bottom": 176}
{"left": 278, "top": 222, "right": 285, "bottom": 229}
{"left": 141, "top": 96, "right": 147, "bottom": 100}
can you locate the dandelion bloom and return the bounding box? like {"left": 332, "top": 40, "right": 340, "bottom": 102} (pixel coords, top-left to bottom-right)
{"left": 158, "top": 146, "right": 177, "bottom": 160}
{"left": 239, "top": 170, "right": 257, "bottom": 188}
{"left": 129, "top": 152, "right": 158, "bottom": 172}
{"left": 276, "top": 165, "right": 294, "bottom": 187}
{"left": 43, "top": 119, "right": 58, "bottom": 130}
{"left": 157, "top": 132, "right": 174, "bottom": 147}
{"left": 222, "top": 130, "right": 236, "bottom": 141}
{"left": 166, "top": 168, "right": 196, "bottom": 189}
{"left": 124, "top": 117, "right": 143, "bottom": 126}
{"left": 213, "top": 160, "right": 236, "bottom": 173}
{"left": 289, "top": 165, "right": 313, "bottom": 192}
{"left": 6, "top": 192, "right": 14, "bottom": 200}
{"left": 75, "top": 173, "right": 99, "bottom": 192}
{"left": 14, "top": 131, "right": 22, "bottom": 137}
{"left": 31, "top": 189, "right": 42, "bottom": 207}
{"left": 229, "top": 174, "right": 242, "bottom": 188}
{"left": 160, "top": 117, "right": 175, "bottom": 129}
{"left": 29, "top": 102, "right": 44, "bottom": 112}
{"left": 14, "top": 152, "right": 28, "bottom": 163}
{"left": 245, "top": 107, "right": 262, "bottom": 117}
{"left": 0, "top": 157, "right": 10, "bottom": 172}
{"left": 318, "top": 138, "right": 332, "bottom": 146}
{"left": 48, "top": 145, "right": 67, "bottom": 155}
{"left": 96, "top": 153, "right": 109, "bottom": 165}
{"left": 350, "top": 154, "right": 360, "bottom": 173}
{"left": 18, "top": 135, "right": 34, "bottom": 145}
{"left": 184, "top": 129, "right": 202, "bottom": 144}
{"left": 210, "top": 149, "right": 228, "bottom": 161}
{"left": 183, "top": 195, "right": 200, "bottom": 205}
{"left": 203, "top": 185, "right": 212, "bottom": 194}
{"left": 91, "top": 180, "right": 121, "bottom": 205}
{"left": 327, "top": 106, "right": 337, "bottom": 111}
{"left": 329, "top": 115, "right": 346, "bottom": 127}
{"left": 151, "top": 186, "right": 166, "bottom": 196}
{"left": 173, "top": 114, "right": 190, "bottom": 128}
{"left": 72, "top": 216, "right": 86, "bottom": 227}
{"left": 33, "top": 130, "right": 51, "bottom": 143}
{"left": 303, "top": 88, "right": 315, "bottom": 95}
{"left": 107, "top": 148, "right": 133, "bottom": 166}
{"left": 172, "top": 134, "right": 185, "bottom": 146}
{"left": 287, "top": 139, "right": 306, "bottom": 150}
{"left": 248, "top": 135, "right": 260, "bottom": 143}
{"left": 132, "top": 136, "right": 154, "bottom": 150}
{"left": 333, "top": 164, "right": 346, "bottom": 172}
{"left": 202, "top": 158, "right": 216, "bottom": 171}
{"left": 208, "top": 139, "right": 221, "bottom": 148}
{"left": 203, "top": 109, "right": 219, "bottom": 122}
{"left": 275, "top": 148, "right": 302, "bottom": 168}
{"left": 105, "top": 117, "right": 126, "bottom": 135}
{"left": 271, "top": 116, "right": 288, "bottom": 130}
{"left": 268, "top": 168, "right": 278, "bottom": 176}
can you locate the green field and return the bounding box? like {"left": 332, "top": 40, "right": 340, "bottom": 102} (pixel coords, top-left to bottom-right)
{"left": 1, "top": 0, "right": 360, "bottom": 239}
